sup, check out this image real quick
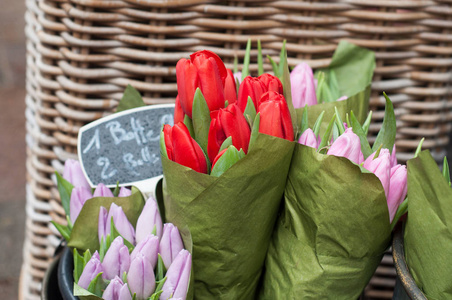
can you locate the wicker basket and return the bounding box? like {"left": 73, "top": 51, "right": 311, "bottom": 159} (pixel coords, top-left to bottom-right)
{"left": 21, "top": 0, "right": 452, "bottom": 299}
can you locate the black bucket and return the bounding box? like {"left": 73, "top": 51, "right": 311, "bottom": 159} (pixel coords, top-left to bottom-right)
{"left": 392, "top": 225, "right": 427, "bottom": 300}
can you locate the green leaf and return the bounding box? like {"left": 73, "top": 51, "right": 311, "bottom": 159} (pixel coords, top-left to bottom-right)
{"left": 267, "top": 55, "right": 279, "bottom": 76}
{"left": 278, "top": 40, "right": 287, "bottom": 79}
{"left": 362, "top": 111, "right": 372, "bottom": 136}
{"left": 55, "top": 171, "right": 74, "bottom": 218}
{"left": 224, "top": 100, "right": 229, "bottom": 108}
{"left": 116, "top": 85, "right": 146, "bottom": 113}
{"left": 346, "top": 113, "right": 351, "bottom": 128}
{"left": 155, "top": 254, "right": 167, "bottom": 282}
{"left": 300, "top": 105, "right": 309, "bottom": 136}
{"left": 350, "top": 111, "right": 373, "bottom": 158}
{"left": 414, "top": 138, "right": 424, "bottom": 158}
{"left": 315, "top": 71, "right": 334, "bottom": 103}
{"left": 83, "top": 249, "right": 92, "bottom": 266}
{"left": 243, "top": 96, "right": 257, "bottom": 126}
{"left": 210, "top": 146, "right": 243, "bottom": 177}
{"left": 51, "top": 221, "right": 71, "bottom": 242}
{"left": 112, "top": 182, "right": 120, "bottom": 197}
{"left": 73, "top": 283, "right": 104, "bottom": 300}
{"left": 248, "top": 113, "right": 260, "bottom": 152}
{"left": 159, "top": 126, "right": 168, "bottom": 158}
{"left": 183, "top": 115, "right": 195, "bottom": 138}
{"left": 372, "top": 92, "right": 396, "bottom": 152}
{"left": 318, "top": 114, "right": 336, "bottom": 152}
{"left": 87, "top": 272, "right": 107, "bottom": 297}
{"left": 73, "top": 248, "right": 85, "bottom": 283}
{"left": 280, "top": 46, "right": 298, "bottom": 138}
{"left": 443, "top": 157, "right": 451, "bottom": 186}
{"left": 192, "top": 88, "right": 211, "bottom": 155}
{"left": 332, "top": 123, "right": 340, "bottom": 141}
{"left": 334, "top": 107, "right": 345, "bottom": 136}
{"left": 373, "top": 144, "right": 383, "bottom": 160}
{"left": 257, "top": 40, "right": 264, "bottom": 76}
{"left": 219, "top": 136, "right": 233, "bottom": 153}
{"left": 241, "top": 39, "right": 252, "bottom": 81}
{"left": 312, "top": 111, "right": 325, "bottom": 137}
{"left": 328, "top": 69, "right": 341, "bottom": 101}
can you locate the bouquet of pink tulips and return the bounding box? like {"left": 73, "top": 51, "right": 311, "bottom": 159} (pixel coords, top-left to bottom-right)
{"left": 53, "top": 160, "right": 193, "bottom": 300}
{"left": 260, "top": 94, "right": 407, "bottom": 299}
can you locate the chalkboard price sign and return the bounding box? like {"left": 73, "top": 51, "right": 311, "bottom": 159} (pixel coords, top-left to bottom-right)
{"left": 77, "top": 104, "right": 174, "bottom": 188}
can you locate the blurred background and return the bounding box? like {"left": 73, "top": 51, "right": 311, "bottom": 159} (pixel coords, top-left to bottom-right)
{"left": 0, "top": 0, "right": 26, "bottom": 298}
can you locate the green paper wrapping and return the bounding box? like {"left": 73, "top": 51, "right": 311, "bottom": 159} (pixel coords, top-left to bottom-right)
{"left": 259, "top": 145, "right": 391, "bottom": 299}
{"left": 405, "top": 151, "right": 452, "bottom": 299}
{"left": 68, "top": 186, "right": 145, "bottom": 252}
{"left": 162, "top": 133, "right": 295, "bottom": 299}
{"left": 296, "top": 41, "right": 375, "bottom": 133}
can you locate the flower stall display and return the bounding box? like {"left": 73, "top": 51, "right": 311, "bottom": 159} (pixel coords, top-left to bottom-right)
{"left": 259, "top": 94, "right": 407, "bottom": 299}
{"left": 53, "top": 160, "right": 192, "bottom": 300}
{"left": 402, "top": 151, "right": 452, "bottom": 299}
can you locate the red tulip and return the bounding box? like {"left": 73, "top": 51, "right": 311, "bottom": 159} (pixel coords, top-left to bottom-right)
{"left": 237, "top": 76, "right": 266, "bottom": 112}
{"left": 224, "top": 69, "right": 237, "bottom": 104}
{"left": 163, "top": 123, "right": 207, "bottom": 173}
{"left": 207, "top": 104, "right": 251, "bottom": 162}
{"left": 176, "top": 50, "right": 227, "bottom": 118}
{"left": 211, "top": 149, "right": 227, "bottom": 170}
{"left": 258, "top": 91, "right": 294, "bottom": 141}
{"left": 257, "top": 74, "right": 283, "bottom": 95}
{"left": 174, "top": 95, "right": 185, "bottom": 124}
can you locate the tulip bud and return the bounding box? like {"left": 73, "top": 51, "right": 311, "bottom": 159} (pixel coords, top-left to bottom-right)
{"left": 131, "top": 234, "right": 159, "bottom": 268}
{"left": 128, "top": 253, "right": 156, "bottom": 300}
{"left": 102, "top": 236, "right": 131, "bottom": 280}
{"left": 159, "top": 250, "right": 192, "bottom": 300}
{"left": 327, "top": 128, "right": 364, "bottom": 164}
{"left": 78, "top": 251, "right": 103, "bottom": 289}
{"left": 363, "top": 151, "right": 391, "bottom": 197}
{"left": 237, "top": 76, "right": 266, "bottom": 112}
{"left": 70, "top": 187, "right": 92, "bottom": 223}
{"left": 102, "top": 276, "right": 132, "bottom": 300}
{"left": 159, "top": 223, "right": 184, "bottom": 269}
{"left": 98, "top": 204, "right": 135, "bottom": 245}
{"left": 163, "top": 123, "right": 207, "bottom": 174}
{"left": 63, "top": 159, "right": 91, "bottom": 189}
{"left": 290, "top": 63, "right": 317, "bottom": 108}
{"left": 93, "top": 183, "right": 114, "bottom": 198}
{"left": 233, "top": 72, "right": 242, "bottom": 84}
{"left": 387, "top": 164, "right": 407, "bottom": 222}
{"left": 224, "top": 69, "right": 237, "bottom": 104}
{"left": 258, "top": 91, "right": 294, "bottom": 141}
{"left": 391, "top": 144, "right": 398, "bottom": 167}
{"left": 98, "top": 206, "right": 108, "bottom": 243}
{"left": 118, "top": 187, "right": 132, "bottom": 197}
{"left": 258, "top": 73, "right": 283, "bottom": 95}
{"left": 298, "top": 128, "right": 318, "bottom": 149}
{"left": 176, "top": 50, "right": 227, "bottom": 118}
{"left": 174, "top": 95, "right": 185, "bottom": 124}
{"left": 136, "top": 198, "right": 163, "bottom": 243}
{"left": 207, "top": 103, "right": 251, "bottom": 162}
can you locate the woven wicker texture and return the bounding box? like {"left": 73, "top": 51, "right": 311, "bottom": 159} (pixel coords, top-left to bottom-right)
{"left": 21, "top": 0, "right": 451, "bottom": 299}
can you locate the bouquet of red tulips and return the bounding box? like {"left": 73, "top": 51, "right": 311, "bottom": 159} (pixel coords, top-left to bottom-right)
{"left": 160, "top": 50, "right": 295, "bottom": 299}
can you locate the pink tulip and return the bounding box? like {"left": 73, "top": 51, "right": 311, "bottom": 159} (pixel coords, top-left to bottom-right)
{"left": 327, "top": 128, "right": 364, "bottom": 164}
{"left": 93, "top": 183, "right": 114, "bottom": 198}
{"left": 128, "top": 253, "right": 155, "bottom": 300}
{"left": 131, "top": 234, "right": 159, "bottom": 269}
{"left": 390, "top": 145, "right": 398, "bottom": 167}
{"left": 363, "top": 151, "right": 391, "bottom": 197}
{"left": 159, "top": 223, "right": 184, "bottom": 269}
{"left": 98, "top": 203, "right": 135, "bottom": 245}
{"left": 70, "top": 187, "right": 92, "bottom": 223}
{"left": 78, "top": 251, "right": 103, "bottom": 289}
{"left": 102, "top": 236, "right": 131, "bottom": 280}
{"left": 298, "top": 128, "right": 318, "bottom": 149}
{"left": 233, "top": 72, "right": 242, "bottom": 84}
{"left": 290, "top": 63, "right": 317, "bottom": 108}
{"left": 387, "top": 164, "right": 407, "bottom": 222}
{"left": 102, "top": 276, "right": 132, "bottom": 300}
{"left": 159, "top": 250, "right": 192, "bottom": 300}
{"left": 63, "top": 159, "right": 91, "bottom": 189}
{"left": 336, "top": 96, "right": 348, "bottom": 102}
{"left": 136, "top": 198, "right": 163, "bottom": 243}
{"left": 118, "top": 187, "right": 132, "bottom": 197}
